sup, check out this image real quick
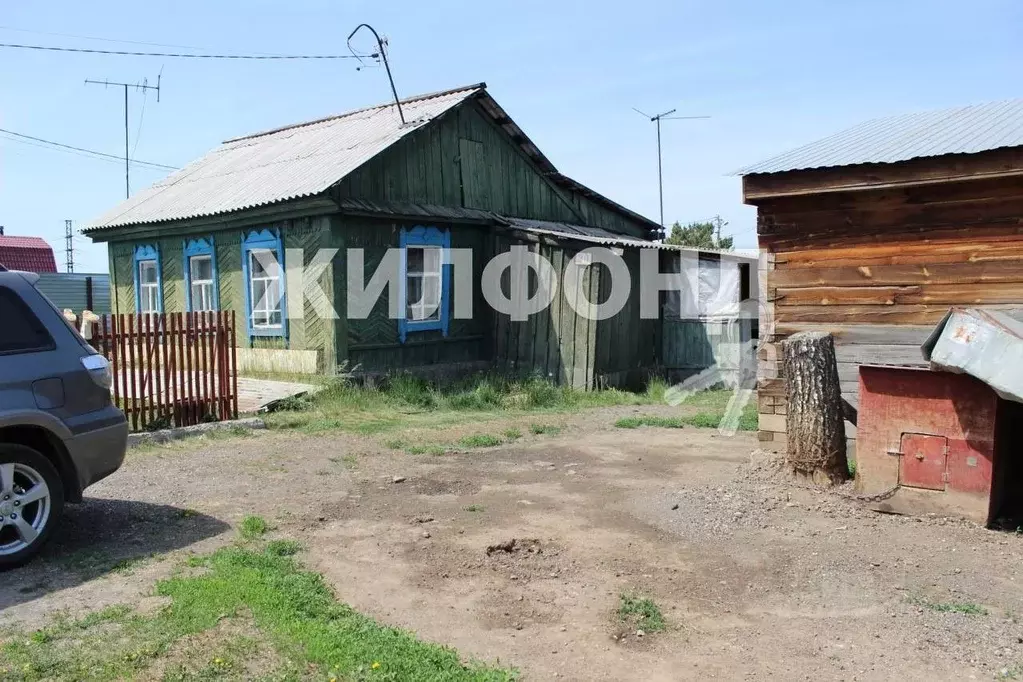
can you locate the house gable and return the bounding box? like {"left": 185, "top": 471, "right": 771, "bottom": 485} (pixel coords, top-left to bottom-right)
{"left": 334, "top": 98, "right": 652, "bottom": 239}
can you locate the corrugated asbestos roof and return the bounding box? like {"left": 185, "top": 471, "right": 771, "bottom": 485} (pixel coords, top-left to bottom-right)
{"left": 502, "top": 218, "right": 757, "bottom": 260}
{"left": 86, "top": 84, "right": 485, "bottom": 230}
{"left": 736, "top": 99, "right": 1023, "bottom": 175}
{"left": 85, "top": 83, "right": 662, "bottom": 237}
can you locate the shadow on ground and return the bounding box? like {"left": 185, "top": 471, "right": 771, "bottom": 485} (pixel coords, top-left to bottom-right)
{"left": 0, "top": 497, "right": 229, "bottom": 611}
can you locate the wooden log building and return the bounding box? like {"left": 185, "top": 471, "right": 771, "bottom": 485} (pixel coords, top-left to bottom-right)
{"left": 85, "top": 83, "right": 757, "bottom": 386}
{"left": 737, "top": 99, "right": 1023, "bottom": 456}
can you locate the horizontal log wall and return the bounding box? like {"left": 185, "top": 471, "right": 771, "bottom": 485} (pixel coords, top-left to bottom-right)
{"left": 753, "top": 169, "right": 1023, "bottom": 453}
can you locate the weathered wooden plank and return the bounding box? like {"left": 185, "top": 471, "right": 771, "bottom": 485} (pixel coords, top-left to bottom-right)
{"left": 775, "top": 241, "right": 1023, "bottom": 268}
{"left": 834, "top": 344, "right": 926, "bottom": 366}
{"left": 776, "top": 285, "right": 915, "bottom": 306}
{"left": 776, "top": 323, "right": 933, "bottom": 346}
{"left": 777, "top": 282, "right": 1023, "bottom": 306}
{"left": 773, "top": 304, "right": 1020, "bottom": 325}
{"left": 743, "top": 146, "right": 1023, "bottom": 201}
{"left": 772, "top": 260, "right": 1023, "bottom": 288}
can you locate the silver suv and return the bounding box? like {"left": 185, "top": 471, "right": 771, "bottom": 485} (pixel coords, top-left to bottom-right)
{"left": 0, "top": 267, "right": 127, "bottom": 568}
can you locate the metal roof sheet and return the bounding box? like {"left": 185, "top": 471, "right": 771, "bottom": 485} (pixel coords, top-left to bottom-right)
{"left": 503, "top": 218, "right": 757, "bottom": 260}
{"left": 0, "top": 235, "right": 57, "bottom": 273}
{"left": 736, "top": 99, "right": 1023, "bottom": 175}
{"left": 85, "top": 84, "right": 485, "bottom": 230}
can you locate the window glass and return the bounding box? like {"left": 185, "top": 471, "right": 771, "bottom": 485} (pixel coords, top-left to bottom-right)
{"left": 405, "top": 246, "right": 442, "bottom": 322}
{"left": 191, "top": 255, "right": 213, "bottom": 282}
{"left": 248, "top": 249, "right": 281, "bottom": 329}
{"left": 138, "top": 260, "right": 160, "bottom": 313}
{"left": 188, "top": 254, "right": 216, "bottom": 312}
{"left": 0, "top": 286, "right": 54, "bottom": 354}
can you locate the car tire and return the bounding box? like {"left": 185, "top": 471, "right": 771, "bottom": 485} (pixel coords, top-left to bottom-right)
{"left": 0, "top": 443, "right": 64, "bottom": 570}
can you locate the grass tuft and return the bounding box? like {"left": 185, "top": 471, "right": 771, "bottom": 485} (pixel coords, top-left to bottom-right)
{"left": 239, "top": 515, "right": 269, "bottom": 540}
{"left": 615, "top": 415, "right": 684, "bottom": 429}
{"left": 529, "top": 424, "right": 561, "bottom": 435}
{"left": 908, "top": 596, "right": 988, "bottom": 615}
{"left": 464, "top": 504, "right": 485, "bottom": 513}
{"left": 408, "top": 444, "right": 447, "bottom": 456}
{"left": 265, "top": 539, "right": 302, "bottom": 557}
{"left": 459, "top": 434, "right": 502, "bottom": 448}
{"left": 502, "top": 428, "right": 523, "bottom": 441}
{"left": 617, "top": 593, "right": 666, "bottom": 632}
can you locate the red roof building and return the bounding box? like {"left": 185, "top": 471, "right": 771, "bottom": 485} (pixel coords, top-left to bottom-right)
{"left": 0, "top": 235, "right": 58, "bottom": 273}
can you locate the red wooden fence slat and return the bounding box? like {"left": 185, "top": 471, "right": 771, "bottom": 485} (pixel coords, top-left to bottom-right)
{"left": 230, "top": 311, "right": 238, "bottom": 419}
{"left": 126, "top": 314, "right": 137, "bottom": 430}
{"left": 118, "top": 315, "right": 130, "bottom": 429}
{"left": 172, "top": 313, "right": 180, "bottom": 427}
{"left": 94, "top": 312, "right": 238, "bottom": 432}
{"left": 201, "top": 311, "right": 211, "bottom": 420}
{"left": 177, "top": 312, "right": 186, "bottom": 427}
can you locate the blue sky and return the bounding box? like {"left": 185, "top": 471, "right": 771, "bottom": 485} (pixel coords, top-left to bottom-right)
{"left": 1, "top": 0, "right": 1020, "bottom": 273}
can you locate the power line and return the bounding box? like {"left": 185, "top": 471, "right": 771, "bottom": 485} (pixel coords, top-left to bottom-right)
{"left": 0, "top": 128, "right": 178, "bottom": 170}
{"left": 0, "top": 42, "right": 374, "bottom": 60}
{"left": 0, "top": 24, "right": 265, "bottom": 53}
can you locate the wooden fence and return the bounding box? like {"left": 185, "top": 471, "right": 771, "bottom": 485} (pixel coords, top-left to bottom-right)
{"left": 90, "top": 312, "right": 239, "bottom": 431}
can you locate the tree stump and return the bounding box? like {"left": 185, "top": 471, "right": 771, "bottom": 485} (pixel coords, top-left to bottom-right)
{"left": 781, "top": 331, "right": 848, "bottom": 484}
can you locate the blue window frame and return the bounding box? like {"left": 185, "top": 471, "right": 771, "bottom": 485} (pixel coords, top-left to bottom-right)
{"left": 241, "top": 228, "right": 287, "bottom": 338}
{"left": 183, "top": 236, "right": 219, "bottom": 312}
{"left": 398, "top": 225, "right": 451, "bottom": 343}
{"left": 133, "top": 244, "right": 162, "bottom": 313}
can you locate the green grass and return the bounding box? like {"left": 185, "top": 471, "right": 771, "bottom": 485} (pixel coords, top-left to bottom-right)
{"left": 0, "top": 545, "right": 515, "bottom": 681}
{"left": 502, "top": 428, "right": 523, "bottom": 441}
{"left": 464, "top": 504, "right": 485, "bottom": 513}
{"left": 908, "top": 596, "right": 988, "bottom": 616}
{"left": 847, "top": 458, "right": 858, "bottom": 477}
{"left": 529, "top": 423, "right": 561, "bottom": 435}
{"left": 264, "top": 539, "right": 302, "bottom": 557}
{"left": 614, "top": 396, "right": 758, "bottom": 432}
{"left": 615, "top": 415, "right": 684, "bottom": 429}
{"left": 239, "top": 515, "right": 269, "bottom": 540}
{"left": 617, "top": 593, "right": 666, "bottom": 633}
{"left": 408, "top": 444, "right": 447, "bottom": 456}
{"left": 459, "top": 434, "right": 503, "bottom": 448}
{"left": 261, "top": 373, "right": 671, "bottom": 437}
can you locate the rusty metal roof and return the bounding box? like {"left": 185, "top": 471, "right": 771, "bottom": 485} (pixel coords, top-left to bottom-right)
{"left": 85, "top": 84, "right": 485, "bottom": 231}
{"left": 736, "top": 99, "right": 1023, "bottom": 175}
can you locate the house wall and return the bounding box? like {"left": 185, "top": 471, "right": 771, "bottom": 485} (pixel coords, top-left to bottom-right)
{"left": 334, "top": 99, "right": 651, "bottom": 238}
{"left": 751, "top": 172, "right": 1023, "bottom": 455}
{"left": 107, "top": 214, "right": 340, "bottom": 373}
{"left": 338, "top": 216, "right": 490, "bottom": 373}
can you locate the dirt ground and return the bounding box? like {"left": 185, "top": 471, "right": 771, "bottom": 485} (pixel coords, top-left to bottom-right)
{"left": 3, "top": 406, "right": 1023, "bottom": 681}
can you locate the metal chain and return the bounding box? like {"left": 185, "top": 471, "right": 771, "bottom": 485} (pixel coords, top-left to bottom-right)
{"left": 830, "top": 484, "right": 902, "bottom": 503}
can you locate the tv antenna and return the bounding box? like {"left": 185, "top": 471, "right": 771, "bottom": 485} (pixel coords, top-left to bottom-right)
{"left": 347, "top": 24, "right": 404, "bottom": 124}
{"left": 85, "top": 74, "right": 162, "bottom": 198}
{"left": 632, "top": 107, "right": 709, "bottom": 236}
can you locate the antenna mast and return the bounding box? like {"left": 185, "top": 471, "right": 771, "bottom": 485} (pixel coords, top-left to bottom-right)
{"left": 632, "top": 107, "right": 709, "bottom": 237}
{"left": 85, "top": 75, "right": 162, "bottom": 198}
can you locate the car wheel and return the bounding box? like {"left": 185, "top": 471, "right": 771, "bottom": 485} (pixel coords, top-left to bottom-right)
{"left": 0, "top": 443, "right": 64, "bottom": 570}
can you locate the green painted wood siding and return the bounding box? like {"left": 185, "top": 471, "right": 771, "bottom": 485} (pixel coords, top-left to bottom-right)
{"left": 339, "top": 216, "right": 488, "bottom": 372}
{"left": 106, "top": 215, "right": 339, "bottom": 371}
{"left": 335, "top": 100, "right": 649, "bottom": 238}
{"left": 488, "top": 235, "right": 598, "bottom": 389}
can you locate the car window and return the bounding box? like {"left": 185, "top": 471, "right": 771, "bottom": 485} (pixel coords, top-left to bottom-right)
{"left": 0, "top": 285, "right": 55, "bottom": 354}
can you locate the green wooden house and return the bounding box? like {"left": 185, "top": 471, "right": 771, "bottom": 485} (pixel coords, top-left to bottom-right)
{"left": 85, "top": 83, "right": 673, "bottom": 387}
